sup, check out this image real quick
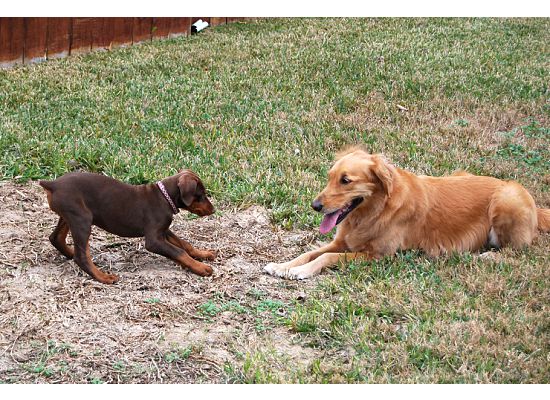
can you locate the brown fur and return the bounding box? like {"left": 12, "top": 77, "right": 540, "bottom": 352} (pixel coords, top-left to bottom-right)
{"left": 265, "top": 149, "right": 549, "bottom": 280}
{"left": 40, "top": 170, "right": 216, "bottom": 284}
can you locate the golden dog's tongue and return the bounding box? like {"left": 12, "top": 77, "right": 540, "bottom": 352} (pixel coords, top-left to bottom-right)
{"left": 319, "top": 210, "right": 342, "bottom": 234}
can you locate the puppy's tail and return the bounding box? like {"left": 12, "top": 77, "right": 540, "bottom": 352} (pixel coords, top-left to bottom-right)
{"left": 537, "top": 208, "right": 550, "bottom": 232}
{"left": 39, "top": 180, "right": 55, "bottom": 191}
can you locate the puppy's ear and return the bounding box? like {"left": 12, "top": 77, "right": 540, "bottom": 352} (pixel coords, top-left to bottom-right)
{"left": 372, "top": 155, "right": 393, "bottom": 197}
{"left": 178, "top": 172, "right": 197, "bottom": 207}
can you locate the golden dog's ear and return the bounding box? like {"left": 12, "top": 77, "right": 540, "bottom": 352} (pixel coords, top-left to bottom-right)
{"left": 372, "top": 155, "right": 393, "bottom": 197}
{"left": 178, "top": 172, "right": 197, "bottom": 206}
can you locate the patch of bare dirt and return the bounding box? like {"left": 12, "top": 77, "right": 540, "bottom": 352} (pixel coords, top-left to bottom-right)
{"left": 0, "top": 181, "right": 324, "bottom": 383}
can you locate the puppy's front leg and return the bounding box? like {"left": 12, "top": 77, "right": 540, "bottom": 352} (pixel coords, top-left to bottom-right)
{"left": 264, "top": 241, "right": 345, "bottom": 278}
{"left": 285, "top": 252, "right": 371, "bottom": 280}
{"left": 145, "top": 234, "right": 213, "bottom": 277}
{"left": 165, "top": 230, "right": 216, "bottom": 261}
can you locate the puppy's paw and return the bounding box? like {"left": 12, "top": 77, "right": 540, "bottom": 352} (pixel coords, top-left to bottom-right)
{"left": 97, "top": 273, "right": 120, "bottom": 284}
{"left": 286, "top": 265, "right": 317, "bottom": 280}
{"left": 191, "top": 263, "right": 213, "bottom": 277}
{"left": 199, "top": 249, "right": 217, "bottom": 261}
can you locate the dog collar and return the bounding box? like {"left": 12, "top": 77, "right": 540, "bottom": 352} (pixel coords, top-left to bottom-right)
{"left": 156, "top": 181, "right": 179, "bottom": 214}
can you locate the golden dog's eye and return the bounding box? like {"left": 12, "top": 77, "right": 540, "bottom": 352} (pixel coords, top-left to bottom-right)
{"left": 340, "top": 176, "right": 351, "bottom": 185}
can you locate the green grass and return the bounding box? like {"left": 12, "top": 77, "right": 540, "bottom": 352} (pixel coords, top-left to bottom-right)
{"left": 240, "top": 249, "right": 549, "bottom": 383}
{"left": 164, "top": 346, "right": 193, "bottom": 364}
{"left": 1, "top": 18, "right": 548, "bottom": 227}
{"left": 196, "top": 291, "right": 290, "bottom": 331}
{"left": 22, "top": 340, "right": 78, "bottom": 381}
{"left": 1, "top": 18, "right": 549, "bottom": 383}
{"left": 494, "top": 118, "right": 549, "bottom": 173}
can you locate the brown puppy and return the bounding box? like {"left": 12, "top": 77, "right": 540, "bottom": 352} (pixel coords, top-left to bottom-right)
{"left": 40, "top": 170, "right": 216, "bottom": 284}
{"left": 265, "top": 146, "right": 550, "bottom": 279}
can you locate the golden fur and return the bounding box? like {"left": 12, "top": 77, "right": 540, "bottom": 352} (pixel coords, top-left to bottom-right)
{"left": 265, "top": 147, "right": 550, "bottom": 280}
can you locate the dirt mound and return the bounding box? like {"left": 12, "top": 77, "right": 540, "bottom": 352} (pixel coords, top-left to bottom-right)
{"left": 0, "top": 181, "right": 323, "bottom": 383}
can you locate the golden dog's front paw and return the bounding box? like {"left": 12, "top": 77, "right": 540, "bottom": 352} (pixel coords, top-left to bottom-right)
{"left": 264, "top": 262, "right": 290, "bottom": 277}
{"left": 263, "top": 262, "right": 278, "bottom": 275}
{"left": 286, "top": 265, "right": 318, "bottom": 280}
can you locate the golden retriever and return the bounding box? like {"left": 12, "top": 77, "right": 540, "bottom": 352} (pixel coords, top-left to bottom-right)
{"left": 264, "top": 146, "right": 550, "bottom": 280}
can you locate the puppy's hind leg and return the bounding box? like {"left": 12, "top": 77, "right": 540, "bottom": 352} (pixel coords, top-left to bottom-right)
{"left": 66, "top": 213, "right": 119, "bottom": 284}
{"left": 49, "top": 217, "right": 74, "bottom": 259}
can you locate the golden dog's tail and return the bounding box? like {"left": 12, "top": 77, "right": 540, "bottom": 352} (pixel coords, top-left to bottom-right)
{"left": 537, "top": 208, "right": 550, "bottom": 232}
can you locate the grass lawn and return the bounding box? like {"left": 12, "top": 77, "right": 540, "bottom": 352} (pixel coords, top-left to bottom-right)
{"left": 0, "top": 18, "right": 549, "bottom": 383}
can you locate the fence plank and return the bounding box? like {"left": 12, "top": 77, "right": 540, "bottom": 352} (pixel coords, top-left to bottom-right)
{"left": 91, "top": 18, "right": 113, "bottom": 50}
{"left": 152, "top": 18, "right": 171, "bottom": 39}
{"left": 24, "top": 18, "right": 48, "bottom": 63}
{"left": 46, "top": 17, "right": 71, "bottom": 59}
{"left": 91, "top": 18, "right": 133, "bottom": 50}
{"left": 132, "top": 17, "right": 152, "bottom": 43}
{"left": 167, "top": 17, "right": 191, "bottom": 37}
{"left": 112, "top": 17, "right": 134, "bottom": 47}
{"left": 0, "top": 18, "right": 24, "bottom": 67}
{"left": 71, "top": 17, "right": 98, "bottom": 55}
{"left": 210, "top": 17, "right": 227, "bottom": 27}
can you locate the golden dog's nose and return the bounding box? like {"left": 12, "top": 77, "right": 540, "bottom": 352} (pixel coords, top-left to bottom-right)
{"left": 311, "top": 199, "right": 323, "bottom": 212}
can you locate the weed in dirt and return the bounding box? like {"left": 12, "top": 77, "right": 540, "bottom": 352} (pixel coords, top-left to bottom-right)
{"left": 112, "top": 361, "right": 126, "bottom": 372}
{"left": 256, "top": 299, "right": 286, "bottom": 315}
{"left": 197, "top": 293, "right": 290, "bottom": 328}
{"left": 21, "top": 340, "right": 78, "bottom": 381}
{"left": 197, "top": 300, "right": 222, "bottom": 317}
{"left": 164, "top": 346, "right": 193, "bottom": 364}
{"left": 453, "top": 119, "right": 470, "bottom": 127}
{"left": 247, "top": 288, "right": 267, "bottom": 299}
{"left": 196, "top": 295, "right": 249, "bottom": 318}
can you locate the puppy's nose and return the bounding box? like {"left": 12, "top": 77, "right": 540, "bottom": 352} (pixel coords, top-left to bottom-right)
{"left": 311, "top": 199, "right": 323, "bottom": 212}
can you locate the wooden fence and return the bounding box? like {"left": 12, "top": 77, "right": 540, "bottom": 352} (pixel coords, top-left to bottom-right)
{"left": 0, "top": 17, "right": 245, "bottom": 68}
